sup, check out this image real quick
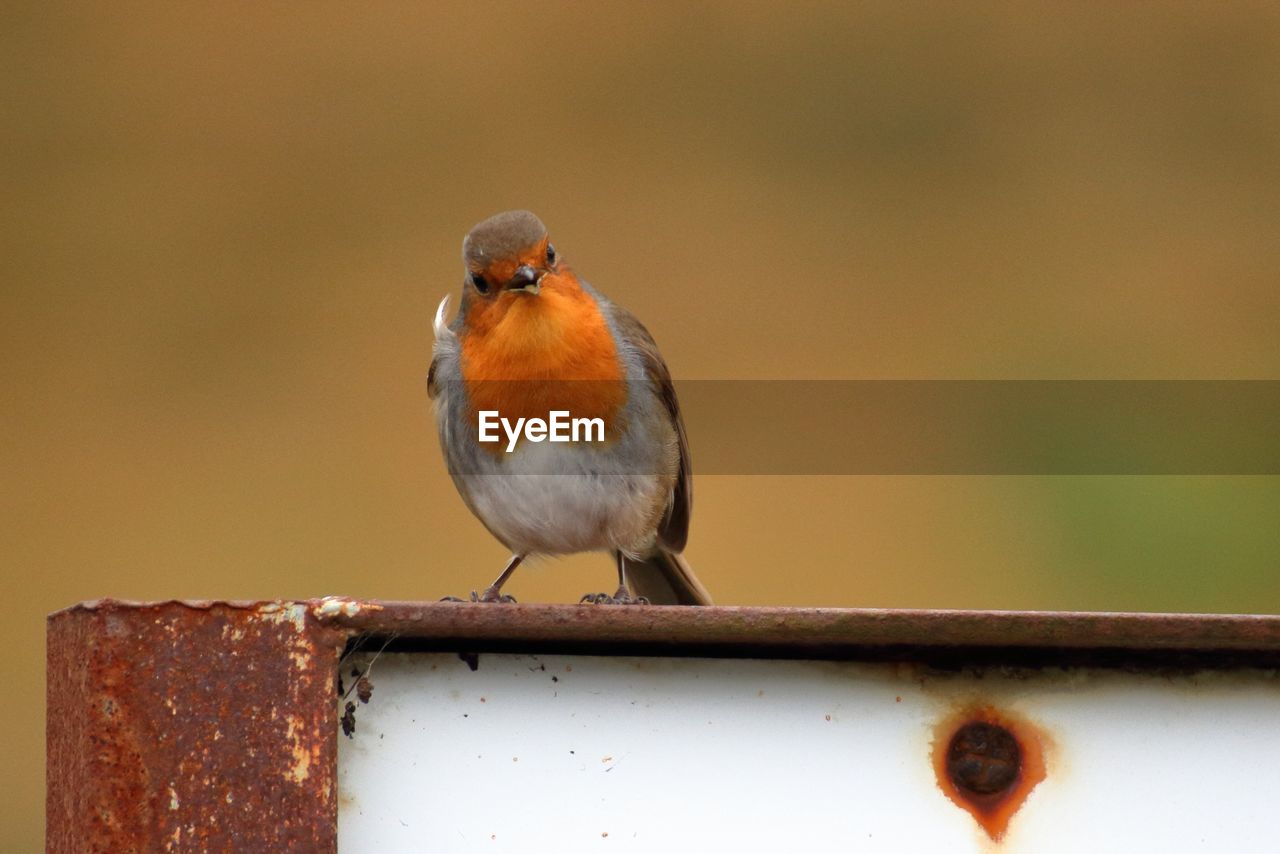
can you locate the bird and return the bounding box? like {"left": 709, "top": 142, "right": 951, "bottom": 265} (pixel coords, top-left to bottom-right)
{"left": 428, "top": 210, "right": 711, "bottom": 606}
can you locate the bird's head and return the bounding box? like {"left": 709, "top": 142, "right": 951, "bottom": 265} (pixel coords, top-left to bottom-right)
{"left": 461, "top": 210, "right": 563, "bottom": 303}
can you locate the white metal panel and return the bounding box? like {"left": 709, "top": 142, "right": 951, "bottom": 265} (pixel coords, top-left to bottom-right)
{"left": 338, "top": 653, "right": 1280, "bottom": 853}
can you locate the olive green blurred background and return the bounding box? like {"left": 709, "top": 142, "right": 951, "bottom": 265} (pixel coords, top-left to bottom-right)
{"left": 5, "top": 1, "right": 1280, "bottom": 846}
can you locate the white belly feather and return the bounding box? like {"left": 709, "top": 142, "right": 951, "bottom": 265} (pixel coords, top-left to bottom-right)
{"left": 456, "top": 441, "right": 665, "bottom": 556}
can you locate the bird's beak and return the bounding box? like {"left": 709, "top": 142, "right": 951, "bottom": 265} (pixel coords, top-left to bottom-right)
{"left": 507, "top": 265, "right": 543, "bottom": 295}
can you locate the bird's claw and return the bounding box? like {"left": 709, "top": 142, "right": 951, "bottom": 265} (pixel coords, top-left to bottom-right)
{"left": 471, "top": 589, "right": 517, "bottom": 604}
{"left": 439, "top": 591, "right": 516, "bottom": 604}
{"left": 579, "top": 588, "right": 649, "bottom": 606}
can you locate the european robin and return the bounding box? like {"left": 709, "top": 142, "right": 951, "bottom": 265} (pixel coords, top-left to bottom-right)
{"left": 429, "top": 210, "right": 711, "bottom": 605}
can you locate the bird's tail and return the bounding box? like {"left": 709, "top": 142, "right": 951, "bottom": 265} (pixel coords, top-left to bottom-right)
{"left": 623, "top": 551, "right": 713, "bottom": 606}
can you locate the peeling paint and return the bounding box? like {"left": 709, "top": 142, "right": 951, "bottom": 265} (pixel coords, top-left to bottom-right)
{"left": 258, "top": 601, "right": 309, "bottom": 634}
{"left": 284, "top": 715, "right": 313, "bottom": 784}
{"left": 314, "top": 597, "right": 373, "bottom": 620}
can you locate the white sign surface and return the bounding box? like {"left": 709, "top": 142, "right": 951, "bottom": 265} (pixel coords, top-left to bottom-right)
{"left": 338, "top": 652, "right": 1280, "bottom": 852}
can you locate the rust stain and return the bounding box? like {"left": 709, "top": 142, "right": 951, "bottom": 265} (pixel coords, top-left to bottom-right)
{"left": 47, "top": 600, "right": 347, "bottom": 852}
{"left": 932, "top": 705, "right": 1048, "bottom": 842}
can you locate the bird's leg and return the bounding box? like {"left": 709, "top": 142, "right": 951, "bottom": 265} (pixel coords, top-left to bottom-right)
{"left": 474, "top": 553, "right": 524, "bottom": 603}
{"left": 579, "top": 553, "right": 649, "bottom": 605}
{"left": 613, "top": 551, "right": 631, "bottom": 602}
{"left": 443, "top": 554, "right": 523, "bottom": 603}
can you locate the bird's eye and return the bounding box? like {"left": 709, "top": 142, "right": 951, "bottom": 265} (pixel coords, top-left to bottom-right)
{"left": 545, "top": 243, "right": 557, "bottom": 265}
{"left": 469, "top": 271, "right": 489, "bottom": 293}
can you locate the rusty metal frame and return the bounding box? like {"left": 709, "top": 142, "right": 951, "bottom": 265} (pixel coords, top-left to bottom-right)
{"left": 47, "top": 599, "right": 1280, "bottom": 850}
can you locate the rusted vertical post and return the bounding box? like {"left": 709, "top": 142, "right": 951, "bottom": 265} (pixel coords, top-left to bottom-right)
{"left": 47, "top": 600, "right": 346, "bottom": 852}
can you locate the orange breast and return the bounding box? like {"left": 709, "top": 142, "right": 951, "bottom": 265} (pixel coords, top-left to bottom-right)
{"left": 460, "top": 272, "right": 627, "bottom": 446}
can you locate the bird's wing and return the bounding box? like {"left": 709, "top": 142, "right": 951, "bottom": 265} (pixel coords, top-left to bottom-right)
{"left": 609, "top": 306, "right": 691, "bottom": 553}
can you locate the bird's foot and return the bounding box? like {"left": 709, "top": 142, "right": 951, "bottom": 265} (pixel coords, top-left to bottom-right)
{"left": 472, "top": 587, "right": 517, "bottom": 604}
{"left": 579, "top": 587, "right": 649, "bottom": 606}
{"left": 439, "top": 589, "right": 516, "bottom": 604}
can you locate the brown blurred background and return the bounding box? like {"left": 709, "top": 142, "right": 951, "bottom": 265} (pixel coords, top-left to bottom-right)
{"left": 4, "top": 1, "right": 1280, "bottom": 846}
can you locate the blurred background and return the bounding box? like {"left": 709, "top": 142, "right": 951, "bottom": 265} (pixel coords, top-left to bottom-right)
{"left": 4, "top": 1, "right": 1280, "bottom": 846}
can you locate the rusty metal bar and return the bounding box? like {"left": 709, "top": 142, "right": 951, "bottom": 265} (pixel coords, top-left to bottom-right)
{"left": 320, "top": 600, "right": 1280, "bottom": 665}
{"left": 47, "top": 600, "right": 347, "bottom": 852}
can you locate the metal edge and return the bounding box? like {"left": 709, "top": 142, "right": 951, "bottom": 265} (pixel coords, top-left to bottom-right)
{"left": 314, "top": 599, "right": 1280, "bottom": 665}
{"left": 53, "top": 599, "right": 1280, "bottom": 651}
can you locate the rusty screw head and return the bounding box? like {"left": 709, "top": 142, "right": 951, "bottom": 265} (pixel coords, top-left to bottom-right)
{"left": 946, "top": 721, "right": 1021, "bottom": 796}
